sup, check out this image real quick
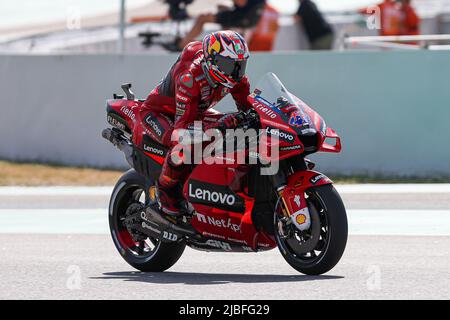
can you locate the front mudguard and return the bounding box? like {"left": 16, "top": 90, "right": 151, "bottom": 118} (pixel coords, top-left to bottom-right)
{"left": 280, "top": 170, "right": 333, "bottom": 221}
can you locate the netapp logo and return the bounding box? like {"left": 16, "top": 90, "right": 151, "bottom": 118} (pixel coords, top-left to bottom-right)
{"left": 265, "top": 127, "right": 295, "bottom": 142}
{"left": 189, "top": 184, "right": 235, "bottom": 206}
{"left": 196, "top": 213, "right": 240, "bottom": 233}
{"left": 143, "top": 144, "right": 164, "bottom": 156}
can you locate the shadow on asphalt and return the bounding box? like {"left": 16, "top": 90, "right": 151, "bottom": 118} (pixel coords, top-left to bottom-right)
{"left": 92, "top": 271, "right": 343, "bottom": 285}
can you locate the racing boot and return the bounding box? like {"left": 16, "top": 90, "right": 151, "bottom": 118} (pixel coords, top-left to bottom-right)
{"left": 156, "top": 183, "right": 185, "bottom": 217}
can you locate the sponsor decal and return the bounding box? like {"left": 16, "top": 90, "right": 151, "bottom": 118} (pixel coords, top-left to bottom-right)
{"left": 107, "top": 114, "right": 127, "bottom": 131}
{"left": 190, "top": 185, "right": 235, "bottom": 206}
{"left": 195, "top": 74, "right": 206, "bottom": 82}
{"left": 178, "top": 86, "right": 192, "bottom": 96}
{"left": 291, "top": 207, "right": 311, "bottom": 231}
{"left": 200, "top": 85, "right": 212, "bottom": 101}
{"left": 280, "top": 145, "right": 302, "bottom": 151}
{"left": 162, "top": 231, "right": 178, "bottom": 241}
{"left": 294, "top": 195, "right": 301, "bottom": 208}
{"left": 188, "top": 180, "right": 245, "bottom": 212}
{"left": 227, "top": 237, "right": 247, "bottom": 245}
{"left": 143, "top": 144, "right": 164, "bottom": 156}
{"left": 180, "top": 73, "right": 193, "bottom": 88}
{"left": 310, "top": 174, "right": 326, "bottom": 184}
{"left": 120, "top": 105, "right": 136, "bottom": 122}
{"left": 145, "top": 115, "right": 163, "bottom": 137}
{"left": 294, "top": 177, "right": 304, "bottom": 187}
{"left": 202, "top": 116, "right": 219, "bottom": 122}
{"left": 265, "top": 127, "right": 295, "bottom": 143}
{"left": 176, "top": 93, "right": 189, "bottom": 103}
{"left": 242, "top": 245, "right": 253, "bottom": 252}
{"left": 261, "top": 118, "right": 291, "bottom": 131}
{"left": 196, "top": 213, "right": 240, "bottom": 233}
{"left": 201, "top": 231, "right": 226, "bottom": 240}
{"left": 252, "top": 101, "right": 277, "bottom": 119}
{"left": 141, "top": 221, "right": 161, "bottom": 234}
{"left": 289, "top": 111, "right": 305, "bottom": 127}
{"left": 296, "top": 214, "right": 307, "bottom": 225}
{"left": 205, "top": 239, "right": 232, "bottom": 251}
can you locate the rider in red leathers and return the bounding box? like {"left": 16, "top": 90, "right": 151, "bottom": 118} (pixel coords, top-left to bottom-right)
{"left": 137, "top": 31, "right": 252, "bottom": 216}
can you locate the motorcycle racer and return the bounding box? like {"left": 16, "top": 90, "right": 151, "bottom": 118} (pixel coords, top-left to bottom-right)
{"left": 137, "top": 30, "right": 252, "bottom": 216}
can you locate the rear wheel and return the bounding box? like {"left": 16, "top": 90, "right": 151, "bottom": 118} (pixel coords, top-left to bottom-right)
{"left": 274, "top": 184, "right": 348, "bottom": 275}
{"left": 109, "top": 169, "right": 186, "bottom": 272}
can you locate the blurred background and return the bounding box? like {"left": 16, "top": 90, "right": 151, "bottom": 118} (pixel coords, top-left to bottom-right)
{"left": 1, "top": 0, "right": 450, "bottom": 181}
{"left": 1, "top": 1, "right": 450, "bottom": 301}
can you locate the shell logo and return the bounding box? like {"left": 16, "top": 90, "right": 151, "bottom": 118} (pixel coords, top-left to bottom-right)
{"left": 296, "top": 214, "right": 307, "bottom": 225}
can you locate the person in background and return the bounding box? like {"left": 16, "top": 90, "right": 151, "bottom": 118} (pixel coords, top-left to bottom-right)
{"left": 295, "top": 0, "right": 334, "bottom": 50}
{"left": 399, "top": 0, "right": 420, "bottom": 36}
{"left": 166, "top": 0, "right": 265, "bottom": 52}
{"left": 358, "top": 0, "right": 402, "bottom": 36}
{"left": 247, "top": 3, "right": 280, "bottom": 52}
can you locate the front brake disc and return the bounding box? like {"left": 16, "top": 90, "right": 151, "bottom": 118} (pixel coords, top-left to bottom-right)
{"left": 285, "top": 201, "right": 321, "bottom": 255}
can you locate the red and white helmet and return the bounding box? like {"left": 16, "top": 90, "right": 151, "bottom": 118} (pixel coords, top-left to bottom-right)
{"left": 202, "top": 30, "right": 250, "bottom": 89}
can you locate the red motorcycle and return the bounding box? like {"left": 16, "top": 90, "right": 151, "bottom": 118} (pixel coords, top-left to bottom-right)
{"left": 103, "top": 73, "right": 347, "bottom": 275}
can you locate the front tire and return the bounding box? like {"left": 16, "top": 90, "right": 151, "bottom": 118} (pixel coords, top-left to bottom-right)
{"left": 109, "top": 169, "right": 186, "bottom": 272}
{"left": 275, "top": 184, "right": 348, "bottom": 275}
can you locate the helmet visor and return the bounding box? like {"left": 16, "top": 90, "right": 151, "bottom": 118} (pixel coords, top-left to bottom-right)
{"left": 214, "top": 55, "right": 247, "bottom": 81}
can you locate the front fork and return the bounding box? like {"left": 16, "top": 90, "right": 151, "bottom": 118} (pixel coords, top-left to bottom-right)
{"left": 270, "top": 158, "right": 324, "bottom": 233}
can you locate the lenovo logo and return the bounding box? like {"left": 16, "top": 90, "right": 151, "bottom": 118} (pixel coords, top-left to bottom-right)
{"left": 188, "top": 184, "right": 236, "bottom": 206}
{"left": 145, "top": 116, "right": 163, "bottom": 137}
{"left": 265, "top": 127, "right": 295, "bottom": 142}
{"left": 143, "top": 144, "right": 164, "bottom": 156}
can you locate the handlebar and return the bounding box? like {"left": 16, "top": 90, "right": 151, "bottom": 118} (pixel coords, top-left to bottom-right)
{"left": 214, "top": 110, "right": 260, "bottom": 132}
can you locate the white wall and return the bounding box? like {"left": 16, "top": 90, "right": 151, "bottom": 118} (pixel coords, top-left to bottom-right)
{"left": 1, "top": 50, "right": 449, "bottom": 177}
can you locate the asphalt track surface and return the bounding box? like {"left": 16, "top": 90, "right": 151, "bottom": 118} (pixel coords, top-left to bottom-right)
{"left": 0, "top": 184, "right": 449, "bottom": 300}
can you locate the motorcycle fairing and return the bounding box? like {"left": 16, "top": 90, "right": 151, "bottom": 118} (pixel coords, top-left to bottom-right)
{"left": 251, "top": 73, "right": 342, "bottom": 156}
{"left": 281, "top": 170, "right": 333, "bottom": 221}
{"left": 185, "top": 163, "right": 276, "bottom": 251}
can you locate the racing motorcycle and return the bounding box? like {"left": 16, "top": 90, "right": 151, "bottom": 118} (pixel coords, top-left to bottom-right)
{"left": 102, "top": 73, "right": 347, "bottom": 275}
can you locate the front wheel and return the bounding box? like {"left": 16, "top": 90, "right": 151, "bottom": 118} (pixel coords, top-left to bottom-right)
{"left": 274, "top": 184, "right": 348, "bottom": 275}
{"left": 109, "top": 169, "right": 186, "bottom": 272}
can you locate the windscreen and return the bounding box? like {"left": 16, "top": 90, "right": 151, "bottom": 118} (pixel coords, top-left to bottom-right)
{"left": 253, "top": 72, "right": 297, "bottom": 108}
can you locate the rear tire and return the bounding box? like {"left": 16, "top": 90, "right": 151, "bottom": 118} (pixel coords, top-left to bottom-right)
{"left": 109, "top": 169, "right": 186, "bottom": 272}
{"left": 275, "top": 184, "right": 348, "bottom": 275}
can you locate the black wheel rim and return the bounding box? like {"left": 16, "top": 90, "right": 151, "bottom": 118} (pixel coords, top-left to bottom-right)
{"left": 275, "top": 190, "right": 331, "bottom": 266}
{"left": 111, "top": 184, "right": 160, "bottom": 260}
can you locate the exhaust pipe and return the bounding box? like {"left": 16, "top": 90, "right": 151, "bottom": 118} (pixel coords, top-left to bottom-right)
{"left": 102, "top": 128, "right": 134, "bottom": 167}
{"left": 144, "top": 206, "right": 200, "bottom": 239}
